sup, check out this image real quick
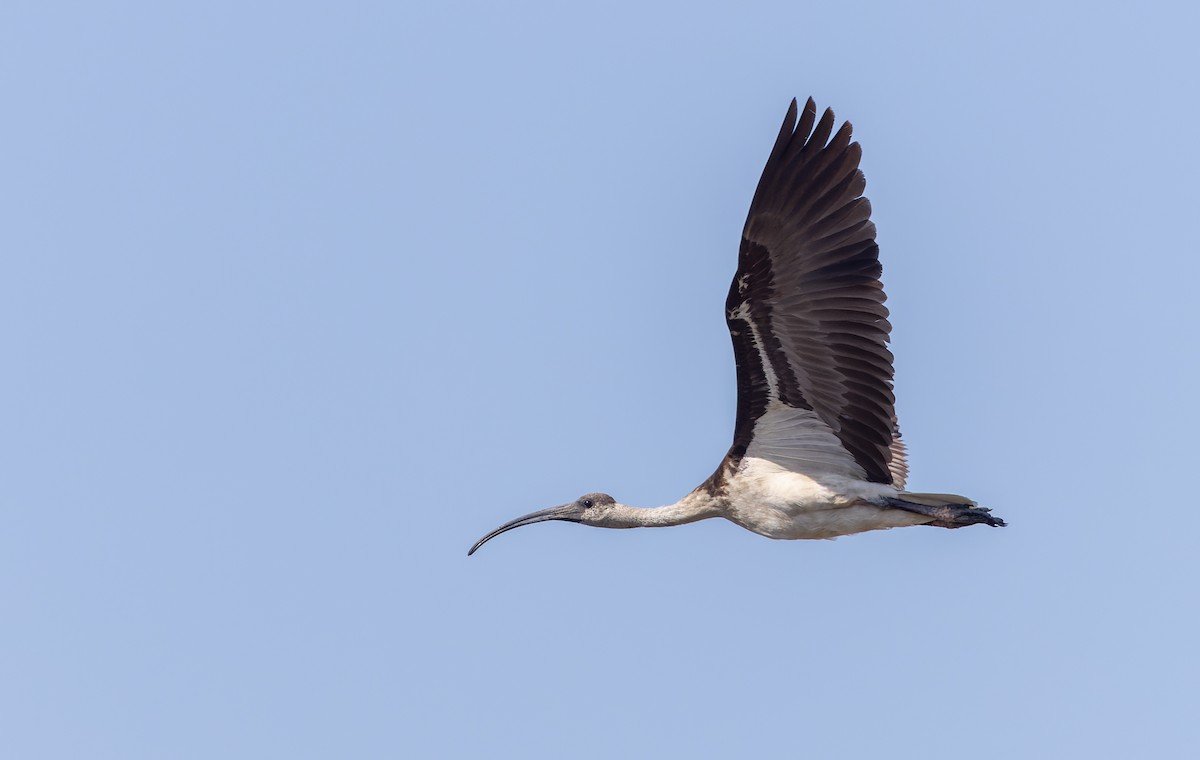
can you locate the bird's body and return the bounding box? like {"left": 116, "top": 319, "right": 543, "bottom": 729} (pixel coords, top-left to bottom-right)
{"left": 717, "top": 458, "right": 926, "bottom": 540}
{"left": 469, "top": 98, "right": 1004, "bottom": 556}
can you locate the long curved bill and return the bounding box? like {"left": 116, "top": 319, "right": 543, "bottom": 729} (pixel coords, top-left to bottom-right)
{"left": 467, "top": 503, "right": 584, "bottom": 556}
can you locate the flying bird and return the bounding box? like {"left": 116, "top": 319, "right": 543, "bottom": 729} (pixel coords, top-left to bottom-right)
{"left": 469, "top": 97, "right": 1004, "bottom": 556}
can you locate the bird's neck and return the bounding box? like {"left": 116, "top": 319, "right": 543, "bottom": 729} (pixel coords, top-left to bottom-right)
{"left": 612, "top": 492, "right": 723, "bottom": 528}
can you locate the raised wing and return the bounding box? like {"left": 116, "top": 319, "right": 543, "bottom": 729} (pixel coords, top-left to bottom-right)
{"left": 724, "top": 98, "right": 901, "bottom": 485}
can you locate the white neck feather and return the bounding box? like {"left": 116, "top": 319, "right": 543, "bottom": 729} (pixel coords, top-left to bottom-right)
{"left": 606, "top": 492, "right": 723, "bottom": 528}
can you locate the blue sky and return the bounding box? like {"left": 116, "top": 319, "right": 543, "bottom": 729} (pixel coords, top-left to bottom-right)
{"left": 2, "top": 1, "right": 1198, "bottom": 757}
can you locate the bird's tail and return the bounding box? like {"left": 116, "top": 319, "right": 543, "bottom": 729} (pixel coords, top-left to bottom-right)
{"left": 894, "top": 492, "right": 977, "bottom": 508}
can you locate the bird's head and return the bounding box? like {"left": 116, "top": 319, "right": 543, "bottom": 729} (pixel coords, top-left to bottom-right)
{"left": 468, "top": 492, "right": 623, "bottom": 555}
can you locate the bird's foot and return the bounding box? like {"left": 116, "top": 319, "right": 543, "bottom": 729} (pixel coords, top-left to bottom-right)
{"left": 924, "top": 504, "right": 1007, "bottom": 529}
{"left": 883, "top": 497, "right": 1007, "bottom": 529}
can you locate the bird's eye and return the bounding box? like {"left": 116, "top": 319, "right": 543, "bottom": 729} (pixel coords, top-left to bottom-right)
{"left": 582, "top": 498, "right": 594, "bottom": 508}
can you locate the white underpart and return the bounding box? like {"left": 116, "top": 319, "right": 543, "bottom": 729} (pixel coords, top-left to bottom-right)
{"left": 722, "top": 456, "right": 927, "bottom": 539}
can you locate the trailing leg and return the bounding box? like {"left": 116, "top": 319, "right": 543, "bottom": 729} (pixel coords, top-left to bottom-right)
{"left": 883, "top": 493, "right": 1007, "bottom": 529}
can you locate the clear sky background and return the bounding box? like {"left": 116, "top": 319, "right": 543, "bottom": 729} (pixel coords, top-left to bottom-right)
{"left": 2, "top": 1, "right": 1197, "bottom": 758}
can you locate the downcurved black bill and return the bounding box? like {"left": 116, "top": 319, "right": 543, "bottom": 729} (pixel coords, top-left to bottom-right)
{"left": 468, "top": 503, "right": 584, "bottom": 556}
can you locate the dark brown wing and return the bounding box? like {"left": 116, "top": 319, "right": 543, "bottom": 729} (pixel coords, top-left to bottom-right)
{"left": 724, "top": 98, "right": 900, "bottom": 484}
